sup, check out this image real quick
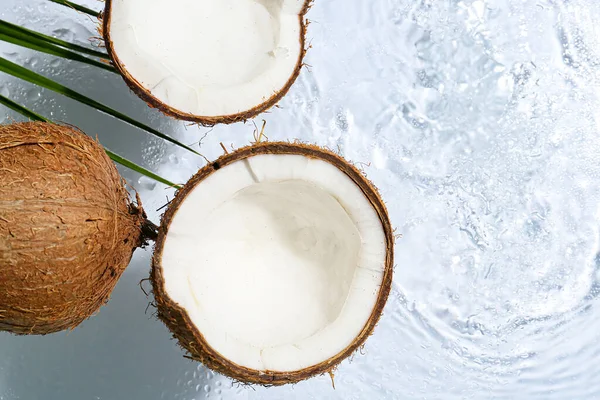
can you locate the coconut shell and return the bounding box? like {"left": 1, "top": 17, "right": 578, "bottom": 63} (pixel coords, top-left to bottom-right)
{"left": 0, "top": 122, "right": 147, "bottom": 335}
{"left": 101, "top": 0, "right": 312, "bottom": 126}
{"left": 151, "top": 142, "right": 394, "bottom": 385}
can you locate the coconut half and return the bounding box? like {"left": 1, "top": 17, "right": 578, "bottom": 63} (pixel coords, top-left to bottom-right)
{"left": 152, "top": 142, "right": 393, "bottom": 384}
{"left": 102, "top": 0, "right": 311, "bottom": 125}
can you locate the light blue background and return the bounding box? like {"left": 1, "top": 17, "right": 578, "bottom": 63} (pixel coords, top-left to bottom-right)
{"left": 2, "top": 0, "right": 600, "bottom": 398}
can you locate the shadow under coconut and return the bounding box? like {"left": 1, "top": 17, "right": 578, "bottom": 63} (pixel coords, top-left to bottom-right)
{"left": 0, "top": 251, "right": 237, "bottom": 400}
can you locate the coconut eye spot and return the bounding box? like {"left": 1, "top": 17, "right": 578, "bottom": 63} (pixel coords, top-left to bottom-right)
{"left": 106, "top": 0, "right": 307, "bottom": 120}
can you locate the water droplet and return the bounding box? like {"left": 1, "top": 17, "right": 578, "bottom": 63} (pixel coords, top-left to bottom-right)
{"left": 168, "top": 153, "right": 180, "bottom": 164}
{"left": 26, "top": 57, "right": 39, "bottom": 68}
{"left": 138, "top": 176, "right": 157, "bottom": 191}
{"left": 3, "top": 51, "right": 18, "bottom": 60}
{"left": 203, "top": 385, "right": 211, "bottom": 393}
{"left": 335, "top": 110, "right": 349, "bottom": 131}
{"left": 52, "top": 28, "right": 75, "bottom": 43}
{"left": 26, "top": 88, "right": 41, "bottom": 102}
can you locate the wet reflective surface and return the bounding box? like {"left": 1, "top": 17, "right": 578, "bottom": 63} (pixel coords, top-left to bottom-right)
{"left": 2, "top": 0, "right": 600, "bottom": 398}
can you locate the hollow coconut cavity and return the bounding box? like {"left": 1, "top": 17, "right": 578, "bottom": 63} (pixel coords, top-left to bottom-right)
{"left": 102, "top": 0, "right": 311, "bottom": 125}
{"left": 152, "top": 142, "right": 393, "bottom": 384}
{"left": 0, "top": 122, "right": 151, "bottom": 335}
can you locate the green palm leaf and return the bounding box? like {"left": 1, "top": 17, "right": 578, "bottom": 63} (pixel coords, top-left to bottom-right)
{"left": 48, "top": 0, "right": 100, "bottom": 18}
{"left": 0, "top": 57, "right": 202, "bottom": 156}
{"left": 0, "top": 31, "right": 115, "bottom": 73}
{"left": 0, "top": 20, "right": 109, "bottom": 60}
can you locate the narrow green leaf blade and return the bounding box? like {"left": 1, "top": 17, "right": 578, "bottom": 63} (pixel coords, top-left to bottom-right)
{"left": 0, "top": 20, "right": 108, "bottom": 60}
{"left": 104, "top": 150, "right": 181, "bottom": 188}
{"left": 0, "top": 94, "right": 181, "bottom": 189}
{"left": 48, "top": 0, "right": 100, "bottom": 18}
{"left": 0, "top": 57, "right": 202, "bottom": 156}
{"left": 0, "top": 94, "right": 49, "bottom": 122}
{"left": 0, "top": 32, "right": 116, "bottom": 73}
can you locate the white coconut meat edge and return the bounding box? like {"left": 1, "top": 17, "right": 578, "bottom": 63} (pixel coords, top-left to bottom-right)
{"left": 160, "top": 153, "right": 387, "bottom": 372}
{"left": 108, "top": 0, "right": 305, "bottom": 117}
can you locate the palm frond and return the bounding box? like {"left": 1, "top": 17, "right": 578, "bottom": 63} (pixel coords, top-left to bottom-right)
{"left": 48, "top": 0, "right": 100, "bottom": 18}
{"left": 0, "top": 20, "right": 109, "bottom": 59}
{"left": 0, "top": 57, "right": 202, "bottom": 156}
{"left": 0, "top": 31, "right": 115, "bottom": 73}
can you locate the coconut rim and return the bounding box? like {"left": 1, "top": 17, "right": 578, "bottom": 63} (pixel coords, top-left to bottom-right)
{"left": 101, "top": 0, "right": 312, "bottom": 126}
{"left": 151, "top": 142, "right": 394, "bottom": 385}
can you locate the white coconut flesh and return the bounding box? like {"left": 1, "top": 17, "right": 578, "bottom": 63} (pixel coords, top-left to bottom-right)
{"left": 108, "top": 0, "right": 306, "bottom": 117}
{"left": 160, "top": 154, "right": 387, "bottom": 372}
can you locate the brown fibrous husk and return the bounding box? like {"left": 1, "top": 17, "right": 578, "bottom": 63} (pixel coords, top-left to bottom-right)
{"left": 0, "top": 122, "right": 148, "bottom": 335}
{"left": 100, "top": 0, "right": 313, "bottom": 126}
{"left": 151, "top": 141, "right": 394, "bottom": 385}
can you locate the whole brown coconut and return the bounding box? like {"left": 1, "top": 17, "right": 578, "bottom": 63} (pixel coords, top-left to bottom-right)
{"left": 0, "top": 122, "right": 151, "bottom": 335}
{"left": 151, "top": 142, "right": 394, "bottom": 385}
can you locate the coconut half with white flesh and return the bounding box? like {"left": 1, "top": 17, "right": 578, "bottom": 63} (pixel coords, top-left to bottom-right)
{"left": 102, "top": 0, "right": 311, "bottom": 125}
{"left": 152, "top": 142, "right": 393, "bottom": 384}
